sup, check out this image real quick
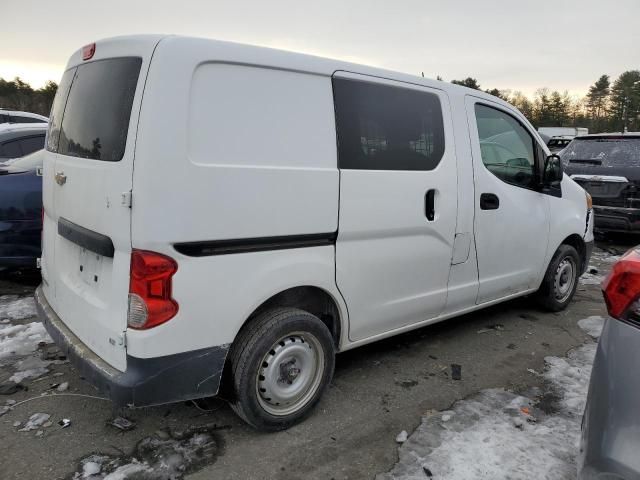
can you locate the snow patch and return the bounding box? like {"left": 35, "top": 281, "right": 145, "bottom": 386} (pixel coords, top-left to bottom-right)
{"left": 0, "top": 321, "right": 51, "bottom": 360}
{"left": 72, "top": 426, "right": 221, "bottom": 479}
{"left": 377, "top": 317, "right": 602, "bottom": 480}
{"left": 9, "top": 357, "right": 51, "bottom": 383}
{"left": 591, "top": 250, "right": 622, "bottom": 264}
{"left": 19, "top": 413, "right": 51, "bottom": 432}
{"left": 0, "top": 296, "right": 53, "bottom": 382}
{"left": 0, "top": 295, "right": 37, "bottom": 321}
{"left": 578, "top": 316, "right": 605, "bottom": 339}
{"left": 579, "top": 271, "right": 603, "bottom": 286}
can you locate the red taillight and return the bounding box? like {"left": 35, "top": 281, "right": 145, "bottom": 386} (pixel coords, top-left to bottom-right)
{"left": 128, "top": 250, "right": 178, "bottom": 330}
{"left": 602, "top": 248, "right": 640, "bottom": 321}
{"left": 82, "top": 43, "right": 96, "bottom": 61}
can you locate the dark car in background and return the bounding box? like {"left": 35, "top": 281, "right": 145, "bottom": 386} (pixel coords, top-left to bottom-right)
{"left": 0, "top": 123, "right": 47, "bottom": 163}
{"left": 0, "top": 108, "right": 48, "bottom": 124}
{"left": 579, "top": 247, "right": 640, "bottom": 479}
{"left": 0, "top": 150, "right": 43, "bottom": 270}
{"left": 562, "top": 133, "right": 640, "bottom": 232}
{"left": 547, "top": 136, "right": 573, "bottom": 153}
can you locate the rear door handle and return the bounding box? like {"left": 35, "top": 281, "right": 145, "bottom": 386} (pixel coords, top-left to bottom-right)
{"left": 425, "top": 189, "right": 435, "bottom": 221}
{"left": 480, "top": 193, "right": 499, "bottom": 210}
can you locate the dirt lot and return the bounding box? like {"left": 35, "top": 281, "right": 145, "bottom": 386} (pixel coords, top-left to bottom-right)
{"left": 0, "top": 236, "right": 632, "bottom": 480}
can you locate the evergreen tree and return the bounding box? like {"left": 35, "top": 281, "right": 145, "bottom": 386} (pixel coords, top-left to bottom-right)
{"left": 0, "top": 77, "right": 57, "bottom": 116}
{"left": 610, "top": 70, "right": 640, "bottom": 132}
{"left": 585, "top": 75, "right": 610, "bottom": 132}
{"left": 534, "top": 88, "right": 553, "bottom": 126}
{"left": 451, "top": 77, "right": 481, "bottom": 90}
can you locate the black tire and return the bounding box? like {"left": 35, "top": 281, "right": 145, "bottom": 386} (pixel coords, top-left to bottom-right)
{"left": 537, "top": 244, "right": 581, "bottom": 312}
{"left": 228, "top": 307, "right": 335, "bottom": 431}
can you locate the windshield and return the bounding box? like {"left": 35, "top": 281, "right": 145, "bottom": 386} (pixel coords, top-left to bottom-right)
{"left": 560, "top": 138, "right": 640, "bottom": 167}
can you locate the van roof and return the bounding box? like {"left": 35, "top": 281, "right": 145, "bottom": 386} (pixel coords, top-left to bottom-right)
{"left": 76, "top": 34, "right": 513, "bottom": 108}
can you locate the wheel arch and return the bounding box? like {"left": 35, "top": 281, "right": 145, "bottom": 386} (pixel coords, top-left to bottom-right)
{"left": 219, "top": 285, "right": 344, "bottom": 398}
{"left": 241, "top": 285, "right": 343, "bottom": 348}
{"left": 559, "top": 233, "right": 587, "bottom": 273}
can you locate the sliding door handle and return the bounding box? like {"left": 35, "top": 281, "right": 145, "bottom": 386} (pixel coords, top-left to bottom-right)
{"left": 425, "top": 189, "right": 436, "bottom": 221}
{"left": 480, "top": 193, "right": 500, "bottom": 210}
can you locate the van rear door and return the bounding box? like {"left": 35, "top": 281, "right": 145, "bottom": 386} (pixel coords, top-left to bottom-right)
{"left": 44, "top": 37, "right": 162, "bottom": 371}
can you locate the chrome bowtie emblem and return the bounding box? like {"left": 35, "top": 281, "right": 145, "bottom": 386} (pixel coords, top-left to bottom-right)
{"left": 55, "top": 172, "right": 67, "bottom": 186}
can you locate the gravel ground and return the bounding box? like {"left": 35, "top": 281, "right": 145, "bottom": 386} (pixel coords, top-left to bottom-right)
{"left": 0, "top": 236, "right": 633, "bottom": 480}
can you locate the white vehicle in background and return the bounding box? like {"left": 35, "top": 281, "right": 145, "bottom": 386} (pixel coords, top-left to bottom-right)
{"left": 547, "top": 135, "right": 574, "bottom": 153}
{"left": 36, "top": 35, "right": 594, "bottom": 431}
{"left": 0, "top": 109, "right": 48, "bottom": 124}
{"left": 538, "top": 126, "right": 588, "bottom": 138}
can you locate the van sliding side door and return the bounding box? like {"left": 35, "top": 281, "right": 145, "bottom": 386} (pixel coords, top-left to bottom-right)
{"left": 333, "top": 72, "right": 457, "bottom": 342}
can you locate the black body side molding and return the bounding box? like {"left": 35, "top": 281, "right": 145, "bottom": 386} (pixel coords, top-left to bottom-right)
{"left": 58, "top": 217, "right": 115, "bottom": 258}
{"left": 174, "top": 232, "right": 338, "bottom": 257}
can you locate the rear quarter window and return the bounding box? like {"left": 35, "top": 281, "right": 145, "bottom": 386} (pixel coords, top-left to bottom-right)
{"left": 48, "top": 57, "right": 142, "bottom": 161}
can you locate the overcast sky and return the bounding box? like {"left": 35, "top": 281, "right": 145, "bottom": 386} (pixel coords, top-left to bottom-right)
{"left": 2, "top": 0, "right": 638, "bottom": 97}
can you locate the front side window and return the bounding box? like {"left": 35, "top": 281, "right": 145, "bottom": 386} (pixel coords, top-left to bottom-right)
{"left": 11, "top": 116, "right": 44, "bottom": 124}
{"left": 475, "top": 104, "right": 536, "bottom": 188}
{"left": 0, "top": 139, "right": 22, "bottom": 158}
{"left": 333, "top": 78, "right": 445, "bottom": 171}
{"left": 19, "top": 135, "right": 45, "bottom": 155}
{"left": 47, "top": 57, "right": 142, "bottom": 161}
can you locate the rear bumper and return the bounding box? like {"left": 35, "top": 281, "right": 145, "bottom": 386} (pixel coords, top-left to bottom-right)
{"left": 593, "top": 205, "right": 640, "bottom": 232}
{"left": 34, "top": 285, "right": 229, "bottom": 407}
{"left": 579, "top": 318, "right": 640, "bottom": 479}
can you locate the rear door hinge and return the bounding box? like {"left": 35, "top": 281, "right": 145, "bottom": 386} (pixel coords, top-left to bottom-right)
{"left": 121, "top": 190, "right": 132, "bottom": 208}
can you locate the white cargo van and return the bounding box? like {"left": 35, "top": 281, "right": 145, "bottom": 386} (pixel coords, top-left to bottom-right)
{"left": 36, "top": 35, "right": 594, "bottom": 431}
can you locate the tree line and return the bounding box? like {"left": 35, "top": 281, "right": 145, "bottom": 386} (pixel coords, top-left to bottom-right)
{"left": 0, "top": 78, "right": 58, "bottom": 117}
{"left": 449, "top": 70, "right": 640, "bottom": 133}
{"left": 2, "top": 69, "right": 639, "bottom": 133}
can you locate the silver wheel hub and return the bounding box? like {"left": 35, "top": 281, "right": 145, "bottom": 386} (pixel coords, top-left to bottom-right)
{"left": 256, "top": 333, "right": 325, "bottom": 416}
{"left": 554, "top": 257, "right": 576, "bottom": 302}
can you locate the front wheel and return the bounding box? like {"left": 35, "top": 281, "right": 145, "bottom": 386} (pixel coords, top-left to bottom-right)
{"left": 537, "top": 244, "right": 581, "bottom": 311}
{"left": 228, "top": 307, "right": 335, "bottom": 431}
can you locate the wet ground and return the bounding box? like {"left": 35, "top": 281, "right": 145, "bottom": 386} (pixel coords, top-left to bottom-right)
{"left": 0, "top": 234, "right": 634, "bottom": 480}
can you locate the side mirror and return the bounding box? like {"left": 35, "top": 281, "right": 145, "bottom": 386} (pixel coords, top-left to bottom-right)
{"left": 543, "top": 154, "right": 563, "bottom": 186}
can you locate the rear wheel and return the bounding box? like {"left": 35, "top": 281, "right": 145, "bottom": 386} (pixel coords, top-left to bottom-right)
{"left": 537, "top": 244, "right": 581, "bottom": 311}
{"left": 229, "top": 307, "right": 335, "bottom": 431}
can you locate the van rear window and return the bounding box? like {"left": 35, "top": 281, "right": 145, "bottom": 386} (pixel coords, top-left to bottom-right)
{"left": 47, "top": 57, "right": 142, "bottom": 161}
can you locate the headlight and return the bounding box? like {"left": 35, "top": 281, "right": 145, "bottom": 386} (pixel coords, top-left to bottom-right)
{"left": 585, "top": 191, "right": 593, "bottom": 210}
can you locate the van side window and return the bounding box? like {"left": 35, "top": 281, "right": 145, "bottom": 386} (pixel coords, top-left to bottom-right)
{"left": 0, "top": 139, "right": 23, "bottom": 158}
{"left": 474, "top": 104, "right": 536, "bottom": 188}
{"left": 333, "top": 78, "right": 445, "bottom": 171}
{"left": 19, "top": 135, "right": 45, "bottom": 155}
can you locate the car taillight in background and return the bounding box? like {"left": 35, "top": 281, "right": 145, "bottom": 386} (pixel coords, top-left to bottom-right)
{"left": 128, "top": 250, "right": 178, "bottom": 330}
{"left": 602, "top": 248, "right": 640, "bottom": 325}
